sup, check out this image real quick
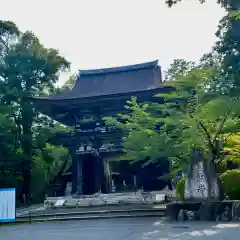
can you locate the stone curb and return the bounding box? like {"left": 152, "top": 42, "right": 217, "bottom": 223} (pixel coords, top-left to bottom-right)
{"left": 1, "top": 209, "right": 165, "bottom": 226}
{"left": 17, "top": 212, "right": 165, "bottom": 223}
{"left": 19, "top": 206, "right": 166, "bottom": 218}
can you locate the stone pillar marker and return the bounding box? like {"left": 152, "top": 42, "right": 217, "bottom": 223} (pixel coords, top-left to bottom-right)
{"left": 184, "top": 149, "right": 221, "bottom": 201}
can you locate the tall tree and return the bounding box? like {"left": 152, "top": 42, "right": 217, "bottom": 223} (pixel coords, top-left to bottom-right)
{"left": 166, "top": 0, "right": 240, "bottom": 94}
{"left": 0, "top": 21, "right": 20, "bottom": 57}
{"left": 0, "top": 21, "right": 22, "bottom": 193}
{"left": 164, "top": 59, "right": 195, "bottom": 81}
{"left": 0, "top": 26, "right": 70, "bottom": 203}
{"left": 213, "top": 1, "right": 240, "bottom": 94}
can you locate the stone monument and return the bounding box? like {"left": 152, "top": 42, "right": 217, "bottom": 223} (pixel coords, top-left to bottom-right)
{"left": 184, "top": 149, "right": 221, "bottom": 201}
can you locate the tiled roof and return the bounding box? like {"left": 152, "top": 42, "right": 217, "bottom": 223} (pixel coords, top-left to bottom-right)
{"left": 34, "top": 60, "right": 162, "bottom": 100}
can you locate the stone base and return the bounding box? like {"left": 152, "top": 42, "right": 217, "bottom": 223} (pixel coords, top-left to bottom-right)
{"left": 44, "top": 191, "right": 173, "bottom": 209}
{"left": 166, "top": 201, "right": 240, "bottom": 221}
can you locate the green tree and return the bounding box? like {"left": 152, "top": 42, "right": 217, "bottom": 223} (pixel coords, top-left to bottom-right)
{"left": 214, "top": 4, "right": 240, "bottom": 94}
{"left": 0, "top": 21, "right": 70, "bottom": 203}
{"left": 55, "top": 74, "right": 77, "bottom": 93}
{"left": 165, "top": 0, "right": 206, "bottom": 8}
{"left": 0, "top": 105, "right": 23, "bottom": 192}
{"left": 33, "top": 121, "right": 72, "bottom": 198}
{"left": 0, "top": 21, "right": 22, "bottom": 193}
{"left": 224, "top": 133, "right": 240, "bottom": 166}
{"left": 165, "top": 0, "right": 240, "bottom": 10}
{"left": 166, "top": 0, "right": 240, "bottom": 94}
{"left": 31, "top": 143, "right": 70, "bottom": 202}
{"left": 105, "top": 65, "right": 240, "bottom": 177}
{"left": 0, "top": 21, "right": 20, "bottom": 57}
{"left": 164, "top": 59, "right": 195, "bottom": 81}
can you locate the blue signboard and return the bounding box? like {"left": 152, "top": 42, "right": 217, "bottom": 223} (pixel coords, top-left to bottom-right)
{"left": 0, "top": 188, "right": 16, "bottom": 223}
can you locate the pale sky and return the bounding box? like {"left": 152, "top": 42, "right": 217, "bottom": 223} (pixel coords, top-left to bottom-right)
{"left": 1, "top": 0, "right": 225, "bottom": 85}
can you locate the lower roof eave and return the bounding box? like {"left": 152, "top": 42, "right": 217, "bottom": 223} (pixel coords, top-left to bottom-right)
{"left": 29, "top": 86, "right": 173, "bottom": 106}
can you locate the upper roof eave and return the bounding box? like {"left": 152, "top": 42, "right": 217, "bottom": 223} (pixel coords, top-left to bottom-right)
{"left": 79, "top": 60, "right": 159, "bottom": 76}
{"left": 28, "top": 60, "right": 164, "bottom": 104}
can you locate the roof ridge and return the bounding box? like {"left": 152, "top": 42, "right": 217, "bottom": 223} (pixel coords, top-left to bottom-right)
{"left": 79, "top": 60, "right": 159, "bottom": 76}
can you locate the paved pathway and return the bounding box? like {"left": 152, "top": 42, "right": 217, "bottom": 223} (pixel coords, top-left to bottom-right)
{"left": 1, "top": 218, "right": 240, "bottom": 239}
{"left": 16, "top": 204, "right": 45, "bottom": 217}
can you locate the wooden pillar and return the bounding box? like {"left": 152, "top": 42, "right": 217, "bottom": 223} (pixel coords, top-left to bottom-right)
{"left": 133, "top": 175, "right": 137, "bottom": 189}
{"left": 70, "top": 147, "right": 77, "bottom": 194}
{"left": 70, "top": 147, "right": 83, "bottom": 195}
{"left": 103, "top": 159, "right": 112, "bottom": 193}
{"left": 76, "top": 156, "right": 83, "bottom": 195}
{"left": 95, "top": 155, "right": 103, "bottom": 193}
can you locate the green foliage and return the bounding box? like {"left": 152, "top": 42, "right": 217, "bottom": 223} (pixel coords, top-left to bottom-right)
{"left": 105, "top": 97, "right": 185, "bottom": 169}
{"left": 230, "top": 10, "right": 240, "bottom": 20}
{"left": 165, "top": 0, "right": 206, "bottom": 8}
{"left": 224, "top": 133, "right": 240, "bottom": 165}
{"left": 31, "top": 144, "right": 70, "bottom": 203}
{"left": 0, "top": 20, "right": 71, "bottom": 203}
{"left": 105, "top": 60, "right": 240, "bottom": 178}
{"left": 164, "top": 59, "right": 195, "bottom": 81}
{"left": 0, "top": 20, "right": 20, "bottom": 56}
{"left": 221, "top": 170, "right": 240, "bottom": 200}
{"left": 213, "top": 14, "right": 240, "bottom": 94}
{"left": 165, "top": 0, "right": 239, "bottom": 10}
{"left": 176, "top": 178, "right": 185, "bottom": 201}
{"left": 215, "top": 133, "right": 240, "bottom": 172}
{"left": 166, "top": 1, "right": 240, "bottom": 94}
{"left": 159, "top": 66, "right": 240, "bottom": 168}
{"left": 55, "top": 74, "right": 77, "bottom": 93}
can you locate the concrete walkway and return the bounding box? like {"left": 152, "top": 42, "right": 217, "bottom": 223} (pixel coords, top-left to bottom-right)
{"left": 16, "top": 204, "right": 45, "bottom": 217}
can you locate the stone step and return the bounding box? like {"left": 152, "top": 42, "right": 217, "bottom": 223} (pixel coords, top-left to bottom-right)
{"left": 18, "top": 206, "right": 165, "bottom": 218}
{"left": 20, "top": 203, "right": 165, "bottom": 216}
{"left": 16, "top": 207, "right": 165, "bottom": 223}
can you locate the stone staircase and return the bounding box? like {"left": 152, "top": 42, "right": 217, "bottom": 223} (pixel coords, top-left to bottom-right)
{"left": 16, "top": 205, "right": 166, "bottom": 223}
{"left": 13, "top": 191, "right": 172, "bottom": 224}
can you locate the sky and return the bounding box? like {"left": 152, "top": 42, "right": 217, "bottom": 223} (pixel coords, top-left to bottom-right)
{"left": 1, "top": 0, "right": 225, "bottom": 85}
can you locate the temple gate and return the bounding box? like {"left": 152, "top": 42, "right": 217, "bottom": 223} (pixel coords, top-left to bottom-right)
{"left": 31, "top": 60, "right": 172, "bottom": 195}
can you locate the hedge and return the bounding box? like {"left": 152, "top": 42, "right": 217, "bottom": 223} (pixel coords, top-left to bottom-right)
{"left": 221, "top": 169, "right": 240, "bottom": 200}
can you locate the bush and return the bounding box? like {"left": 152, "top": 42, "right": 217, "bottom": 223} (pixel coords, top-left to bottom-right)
{"left": 221, "top": 170, "right": 240, "bottom": 200}
{"left": 176, "top": 178, "right": 185, "bottom": 200}
{"left": 216, "top": 160, "right": 228, "bottom": 174}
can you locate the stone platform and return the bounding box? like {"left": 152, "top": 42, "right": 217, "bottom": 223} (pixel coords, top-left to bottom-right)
{"left": 166, "top": 200, "right": 240, "bottom": 221}
{"left": 44, "top": 190, "right": 175, "bottom": 209}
